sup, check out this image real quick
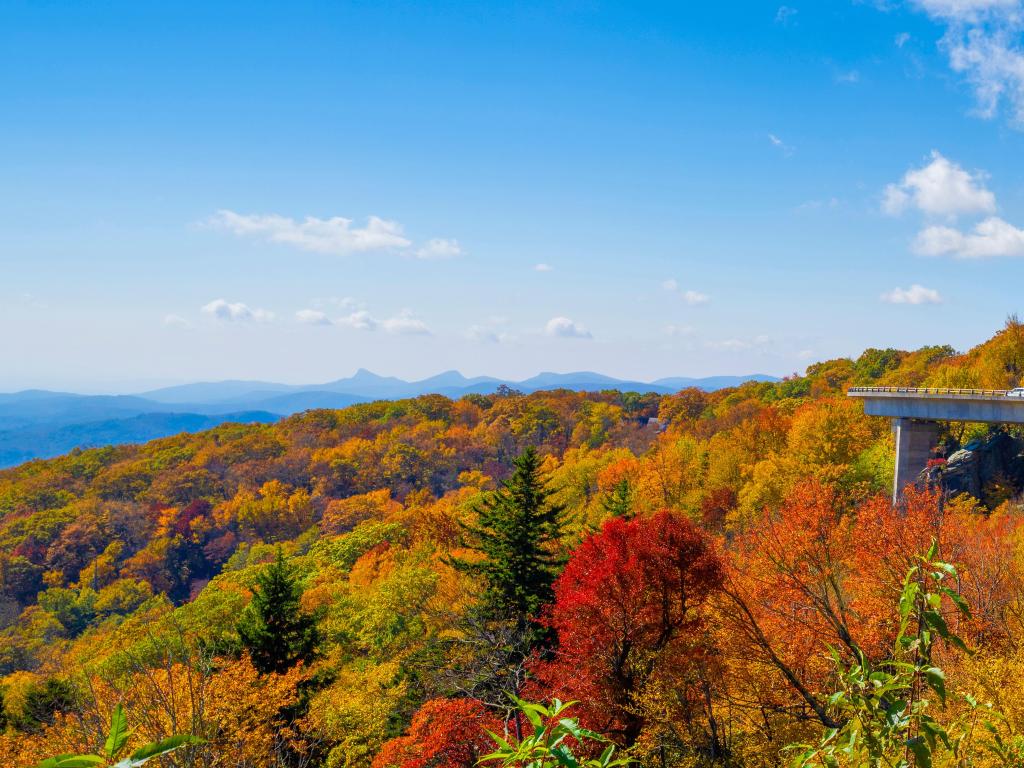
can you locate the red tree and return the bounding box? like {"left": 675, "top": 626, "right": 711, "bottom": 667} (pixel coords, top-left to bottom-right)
{"left": 372, "top": 698, "right": 499, "bottom": 768}
{"left": 531, "top": 510, "right": 724, "bottom": 747}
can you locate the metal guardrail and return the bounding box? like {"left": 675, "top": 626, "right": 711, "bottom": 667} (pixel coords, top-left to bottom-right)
{"left": 848, "top": 386, "right": 1010, "bottom": 396}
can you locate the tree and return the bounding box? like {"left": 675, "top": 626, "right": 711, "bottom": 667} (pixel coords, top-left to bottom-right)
{"left": 36, "top": 703, "right": 201, "bottom": 768}
{"left": 449, "top": 447, "right": 565, "bottom": 624}
{"left": 599, "top": 478, "right": 634, "bottom": 520}
{"left": 237, "top": 549, "right": 320, "bottom": 674}
{"left": 372, "top": 698, "right": 499, "bottom": 768}
{"left": 793, "top": 545, "right": 1022, "bottom": 767}
{"left": 533, "top": 511, "right": 724, "bottom": 752}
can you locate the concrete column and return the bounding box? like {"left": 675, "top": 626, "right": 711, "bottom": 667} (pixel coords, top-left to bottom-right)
{"left": 892, "top": 418, "right": 941, "bottom": 504}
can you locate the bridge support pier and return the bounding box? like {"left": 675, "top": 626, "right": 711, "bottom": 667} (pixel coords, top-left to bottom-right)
{"left": 892, "top": 418, "right": 941, "bottom": 504}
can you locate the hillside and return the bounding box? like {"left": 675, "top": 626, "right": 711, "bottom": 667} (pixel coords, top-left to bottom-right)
{"left": 0, "top": 373, "right": 777, "bottom": 467}
{"left": 1, "top": 323, "right": 1023, "bottom": 767}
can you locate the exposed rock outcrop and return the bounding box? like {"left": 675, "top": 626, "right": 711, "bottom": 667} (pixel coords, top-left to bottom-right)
{"left": 919, "top": 431, "right": 1024, "bottom": 503}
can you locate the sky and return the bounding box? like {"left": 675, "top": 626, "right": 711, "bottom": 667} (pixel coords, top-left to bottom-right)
{"left": 2, "top": 0, "right": 1024, "bottom": 392}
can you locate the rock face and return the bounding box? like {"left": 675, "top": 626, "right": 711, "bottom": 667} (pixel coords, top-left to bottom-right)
{"left": 919, "top": 431, "right": 1024, "bottom": 501}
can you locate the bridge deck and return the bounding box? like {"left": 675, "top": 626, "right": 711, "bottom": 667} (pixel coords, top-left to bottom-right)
{"left": 848, "top": 386, "right": 1024, "bottom": 424}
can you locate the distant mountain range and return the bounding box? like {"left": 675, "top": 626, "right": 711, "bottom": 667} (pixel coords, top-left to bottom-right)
{"left": 0, "top": 371, "right": 779, "bottom": 468}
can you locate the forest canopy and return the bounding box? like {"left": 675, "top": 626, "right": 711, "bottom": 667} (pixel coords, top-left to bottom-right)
{"left": 3, "top": 321, "right": 1024, "bottom": 767}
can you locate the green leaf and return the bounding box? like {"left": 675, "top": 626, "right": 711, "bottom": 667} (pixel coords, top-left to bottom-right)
{"left": 939, "top": 587, "right": 972, "bottom": 619}
{"left": 105, "top": 703, "right": 131, "bottom": 760}
{"left": 923, "top": 610, "right": 951, "bottom": 639}
{"left": 39, "top": 758, "right": 105, "bottom": 768}
{"left": 906, "top": 736, "right": 932, "bottom": 768}
{"left": 123, "top": 735, "right": 202, "bottom": 766}
{"left": 924, "top": 667, "right": 947, "bottom": 704}
{"left": 550, "top": 743, "right": 580, "bottom": 768}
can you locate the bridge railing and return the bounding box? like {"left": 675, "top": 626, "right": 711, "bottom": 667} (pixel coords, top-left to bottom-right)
{"left": 848, "top": 386, "right": 1010, "bottom": 396}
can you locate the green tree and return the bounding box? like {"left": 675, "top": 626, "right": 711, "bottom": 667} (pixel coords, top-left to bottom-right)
{"left": 237, "top": 549, "right": 320, "bottom": 674}
{"left": 450, "top": 447, "right": 565, "bottom": 623}
{"left": 600, "top": 478, "right": 634, "bottom": 519}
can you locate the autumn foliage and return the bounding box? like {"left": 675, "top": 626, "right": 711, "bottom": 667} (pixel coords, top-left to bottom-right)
{"left": 372, "top": 698, "right": 499, "bottom": 768}
{"left": 2, "top": 323, "right": 1024, "bottom": 766}
{"left": 534, "top": 511, "right": 722, "bottom": 746}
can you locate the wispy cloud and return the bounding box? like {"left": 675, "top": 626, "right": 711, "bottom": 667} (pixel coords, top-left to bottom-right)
{"left": 206, "top": 209, "right": 461, "bottom": 259}
{"left": 534, "top": 263, "right": 554, "bottom": 272}
{"left": 337, "top": 310, "right": 379, "bottom": 331}
{"left": 901, "top": 0, "right": 1024, "bottom": 127}
{"left": 466, "top": 316, "right": 512, "bottom": 344}
{"left": 382, "top": 309, "right": 431, "bottom": 335}
{"left": 415, "top": 238, "right": 463, "bottom": 259}
{"left": 881, "top": 284, "right": 944, "bottom": 304}
{"left": 835, "top": 68, "right": 861, "bottom": 84}
{"left": 545, "top": 316, "right": 592, "bottom": 339}
{"left": 207, "top": 210, "right": 411, "bottom": 254}
{"left": 768, "top": 133, "right": 795, "bottom": 156}
{"left": 295, "top": 309, "right": 332, "bottom": 325}
{"left": 775, "top": 5, "right": 798, "bottom": 24}
{"left": 201, "top": 299, "right": 274, "bottom": 323}
{"left": 662, "top": 278, "right": 710, "bottom": 305}
{"left": 163, "top": 314, "right": 192, "bottom": 329}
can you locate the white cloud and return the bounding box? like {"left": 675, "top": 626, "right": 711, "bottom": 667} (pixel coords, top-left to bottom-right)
{"left": 296, "top": 309, "right": 332, "bottom": 325}
{"left": 415, "top": 238, "right": 463, "bottom": 259}
{"left": 707, "top": 338, "right": 752, "bottom": 351}
{"left": 768, "top": 133, "right": 795, "bottom": 156}
{"left": 775, "top": 5, "right": 798, "bottom": 24}
{"left": 337, "top": 310, "right": 379, "bottom": 331}
{"left": 905, "top": 1, "right": 1024, "bottom": 126}
{"left": 835, "top": 69, "right": 861, "bottom": 84}
{"left": 534, "top": 263, "right": 554, "bottom": 272}
{"left": 662, "top": 279, "right": 710, "bottom": 305}
{"left": 883, "top": 151, "right": 996, "bottom": 216}
{"left": 467, "top": 325, "right": 510, "bottom": 344}
{"left": 914, "top": 0, "right": 1019, "bottom": 23}
{"left": 545, "top": 316, "right": 592, "bottom": 339}
{"left": 467, "top": 317, "right": 512, "bottom": 344}
{"left": 880, "top": 284, "right": 944, "bottom": 304}
{"left": 163, "top": 314, "right": 191, "bottom": 329}
{"left": 382, "top": 309, "right": 431, "bottom": 335}
{"left": 896, "top": 32, "right": 912, "bottom": 47}
{"left": 914, "top": 216, "right": 1024, "bottom": 257}
{"left": 207, "top": 210, "right": 412, "bottom": 255}
{"left": 201, "top": 299, "right": 274, "bottom": 323}
{"left": 665, "top": 324, "right": 695, "bottom": 337}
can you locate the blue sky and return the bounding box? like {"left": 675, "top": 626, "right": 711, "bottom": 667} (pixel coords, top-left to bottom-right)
{"left": 2, "top": 0, "right": 1024, "bottom": 392}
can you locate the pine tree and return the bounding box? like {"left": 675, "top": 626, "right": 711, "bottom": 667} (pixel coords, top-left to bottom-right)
{"left": 450, "top": 446, "right": 565, "bottom": 622}
{"left": 237, "top": 549, "right": 320, "bottom": 674}
{"left": 600, "top": 478, "right": 634, "bottom": 519}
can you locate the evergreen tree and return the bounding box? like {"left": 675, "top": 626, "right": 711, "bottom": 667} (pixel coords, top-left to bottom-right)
{"left": 237, "top": 549, "right": 320, "bottom": 674}
{"left": 600, "top": 478, "right": 634, "bottom": 519}
{"left": 450, "top": 446, "right": 565, "bottom": 622}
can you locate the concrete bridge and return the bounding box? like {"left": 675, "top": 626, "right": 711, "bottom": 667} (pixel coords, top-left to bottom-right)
{"left": 847, "top": 387, "right": 1024, "bottom": 503}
